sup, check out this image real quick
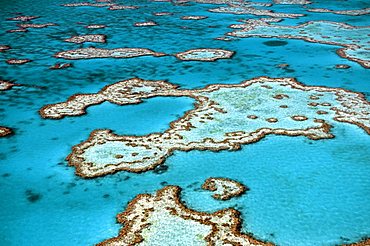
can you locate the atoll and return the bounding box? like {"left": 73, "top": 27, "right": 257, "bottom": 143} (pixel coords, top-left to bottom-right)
{"left": 227, "top": 20, "right": 370, "bottom": 68}
{"left": 54, "top": 47, "right": 166, "bottom": 60}
{"left": 40, "top": 77, "right": 370, "bottom": 178}
{"left": 202, "top": 177, "right": 247, "bottom": 200}
{"left": 6, "top": 59, "right": 32, "bottom": 65}
{"left": 64, "top": 34, "right": 107, "bottom": 44}
{"left": 175, "top": 48, "right": 234, "bottom": 61}
{"left": 0, "top": 127, "right": 13, "bottom": 137}
{"left": 98, "top": 186, "right": 272, "bottom": 246}
{"left": 307, "top": 8, "right": 370, "bottom": 16}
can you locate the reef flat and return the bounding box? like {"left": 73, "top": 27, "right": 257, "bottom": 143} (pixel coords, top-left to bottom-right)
{"left": 181, "top": 15, "right": 208, "bottom": 20}
{"left": 208, "top": 5, "right": 303, "bottom": 18}
{"left": 54, "top": 47, "right": 166, "bottom": 60}
{"left": 98, "top": 186, "right": 271, "bottom": 246}
{"left": 202, "top": 177, "right": 247, "bottom": 200}
{"left": 307, "top": 8, "right": 370, "bottom": 16}
{"left": 199, "top": 0, "right": 301, "bottom": 18}
{"left": 273, "top": 0, "right": 311, "bottom": 4}
{"left": 227, "top": 20, "right": 370, "bottom": 68}
{"left": 6, "top": 59, "right": 32, "bottom": 65}
{"left": 175, "top": 49, "right": 234, "bottom": 61}
{"left": 64, "top": 34, "right": 107, "bottom": 44}
{"left": 54, "top": 47, "right": 234, "bottom": 61}
{"left": 40, "top": 77, "right": 370, "bottom": 178}
{"left": 133, "top": 21, "right": 158, "bottom": 27}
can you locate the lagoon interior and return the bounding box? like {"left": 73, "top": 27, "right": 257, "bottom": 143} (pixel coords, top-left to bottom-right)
{"left": 0, "top": 0, "right": 369, "bottom": 245}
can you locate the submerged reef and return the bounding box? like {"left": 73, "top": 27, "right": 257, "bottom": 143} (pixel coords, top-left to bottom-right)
{"left": 227, "top": 20, "right": 370, "bottom": 68}
{"left": 40, "top": 77, "right": 370, "bottom": 178}
{"left": 175, "top": 48, "right": 234, "bottom": 61}
{"left": 64, "top": 34, "right": 107, "bottom": 44}
{"left": 49, "top": 63, "right": 73, "bottom": 70}
{"left": 98, "top": 186, "right": 272, "bottom": 246}
{"left": 0, "top": 127, "right": 13, "bottom": 137}
{"left": 54, "top": 47, "right": 166, "bottom": 60}
{"left": 202, "top": 177, "right": 247, "bottom": 200}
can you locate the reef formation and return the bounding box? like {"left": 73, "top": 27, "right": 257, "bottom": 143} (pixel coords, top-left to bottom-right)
{"left": 307, "top": 8, "right": 370, "bottom": 16}
{"left": 175, "top": 49, "right": 234, "bottom": 61}
{"left": 133, "top": 21, "right": 158, "bottom": 27}
{"left": 202, "top": 177, "right": 247, "bottom": 200}
{"left": 0, "top": 127, "right": 13, "bottom": 137}
{"left": 0, "top": 45, "right": 11, "bottom": 52}
{"left": 98, "top": 186, "right": 272, "bottom": 246}
{"left": 54, "top": 48, "right": 166, "bottom": 60}
{"left": 40, "top": 77, "right": 370, "bottom": 178}
{"left": 227, "top": 20, "right": 370, "bottom": 68}
{"left": 0, "top": 80, "right": 17, "bottom": 91}
{"left": 6, "top": 59, "right": 32, "bottom": 65}
{"left": 181, "top": 15, "right": 208, "bottom": 20}
{"left": 64, "top": 34, "right": 107, "bottom": 44}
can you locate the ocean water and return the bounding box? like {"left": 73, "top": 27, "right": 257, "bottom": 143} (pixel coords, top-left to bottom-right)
{"left": 0, "top": 0, "right": 369, "bottom": 245}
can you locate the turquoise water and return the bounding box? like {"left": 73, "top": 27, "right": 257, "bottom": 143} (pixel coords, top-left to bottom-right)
{"left": 0, "top": 0, "right": 369, "bottom": 245}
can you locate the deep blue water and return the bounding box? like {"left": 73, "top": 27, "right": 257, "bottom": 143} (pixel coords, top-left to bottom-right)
{"left": 0, "top": 0, "right": 369, "bottom": 245}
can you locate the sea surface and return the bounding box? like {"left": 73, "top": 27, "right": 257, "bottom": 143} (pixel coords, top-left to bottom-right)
{"left": 0, "top": 0, "right": 369, "bottom": 245}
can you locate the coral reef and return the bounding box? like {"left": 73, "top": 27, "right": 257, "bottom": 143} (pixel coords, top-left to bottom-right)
{"left": 98, "top": 186, "right": 272, "bottom": 246}
{"left": 202, "top": 177, "right": 247, "bottom": 200}
{"left": 227, "top": 20, "right": 370, "bottom": 68}
{"left": 40, "top": 77, "right": 370, "bottom": 178}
